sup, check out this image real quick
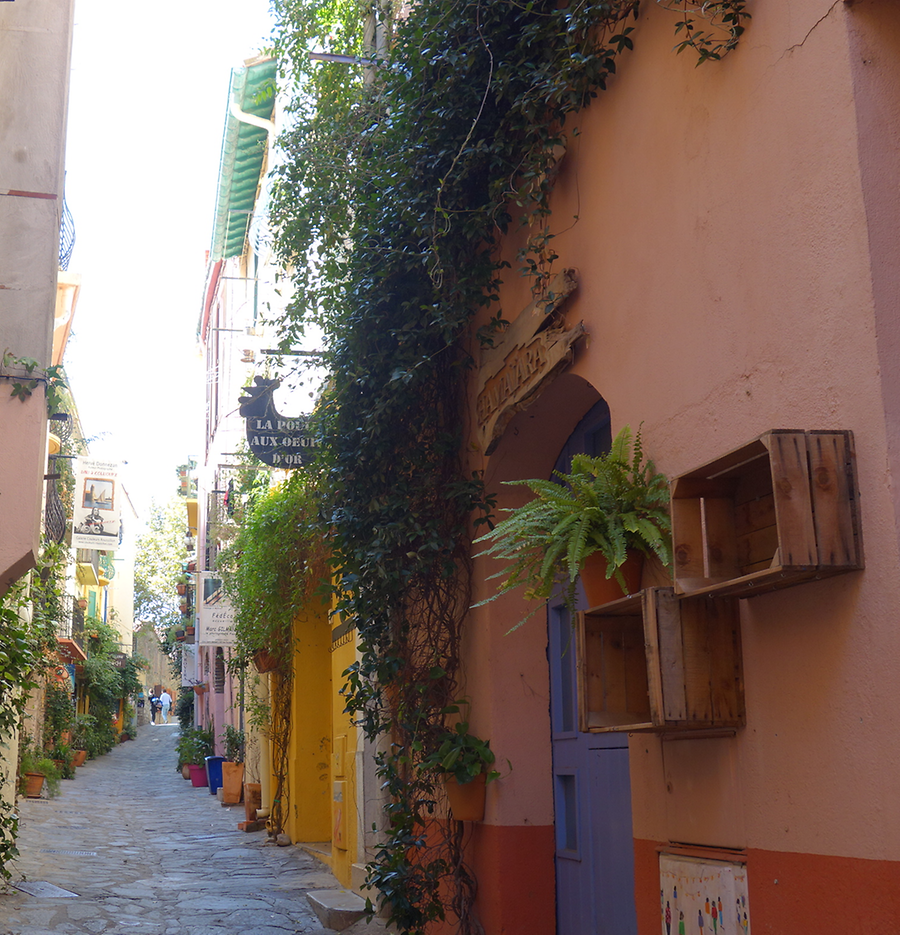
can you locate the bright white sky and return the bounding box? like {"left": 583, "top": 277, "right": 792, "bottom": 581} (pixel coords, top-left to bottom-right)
{"left": 63, "top": 0, "right": 276, "bottom": 520}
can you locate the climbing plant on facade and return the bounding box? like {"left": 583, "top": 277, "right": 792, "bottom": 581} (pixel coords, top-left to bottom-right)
{"left": 269, "top": 0, "right": 748, "bottom": 930}
{"left": 218, "top": 471, "right": 329, "bottom": 836}
{"left": 0, "top": 542, "right": 72, "bottom": 881}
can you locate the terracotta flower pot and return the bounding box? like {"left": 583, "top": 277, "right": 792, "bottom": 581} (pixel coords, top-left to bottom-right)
{"left": 222, "top": 762, "right": 244, "bottom": 805}
{"left": 24, "top": 772, "right": 45, "bottom": 798}
{"left": 253, "top": 649, "right": 279, "bottom": 673}
{"left": 581, "top": 550, "right": 644, "bottom": 608}
{"left": 72, "top": 750, "right": 87, "bottom": 768}
{"left": 444, "top": 773, "right": 487, "bottom": 822}
{"left": 176, "top": 583, "right": 187, "bottom": 596}
{"left": 182, "top": 764, "right": 192, "bottom": 780}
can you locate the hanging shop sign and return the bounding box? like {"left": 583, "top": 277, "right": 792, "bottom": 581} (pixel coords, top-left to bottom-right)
{"left": 238, "top": 377, "right": 320, "bottom": 468}
{"left": 476, "top": 269, "right": 584, "bottom": 455}
{"left": 72, "top": 459, "right": 122, "bottom": 550}
{"left": 197, "top": 572, "right": 236, "bottom": 647}
{"left": 181, "top": 643, "right": 198, "bottom": 687}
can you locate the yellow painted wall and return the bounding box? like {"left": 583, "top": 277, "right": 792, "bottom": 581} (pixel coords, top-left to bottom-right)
{"left": 328, "top": 623, "right": 358, "bottom": 887}
{"left": 282, "top": 599, "right": 333, "bottom": 845}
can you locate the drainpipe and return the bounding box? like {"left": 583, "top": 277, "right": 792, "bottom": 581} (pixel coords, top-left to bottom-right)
{"left": 228, "top": 101, "right": 274, "bottom": 137}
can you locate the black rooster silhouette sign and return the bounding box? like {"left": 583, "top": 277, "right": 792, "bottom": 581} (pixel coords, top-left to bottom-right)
{"left": 238, "top": 377, "right": 320, "bottom": 468}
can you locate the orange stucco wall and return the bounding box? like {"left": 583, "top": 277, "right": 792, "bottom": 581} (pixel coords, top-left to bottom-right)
{"left": 635, "top": 838, "right": 900, "bottom": 935}
{"left": 460, "top": 0, "right": 900, "bottom": 930}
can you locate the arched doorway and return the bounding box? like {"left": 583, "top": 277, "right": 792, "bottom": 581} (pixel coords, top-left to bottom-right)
{"left": 548, "top": 399, "right": 639, "bottom": 935}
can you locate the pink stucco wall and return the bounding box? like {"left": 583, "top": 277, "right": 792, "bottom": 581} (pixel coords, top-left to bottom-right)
{"left": 462, "top": 0, "right": 900, "bottom": 928}
{"left": 0, "top": 0, "right": 74, "bottom": 592}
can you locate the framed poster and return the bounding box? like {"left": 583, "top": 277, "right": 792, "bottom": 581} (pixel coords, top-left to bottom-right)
{"left": 659, "top": 854, "right": 750, "bottom": 935}
{"left": 72, "top": 459, "right": 121, "bottom": 549}
{"left": 197, "top": 572, "right": 236, "bottom": 647}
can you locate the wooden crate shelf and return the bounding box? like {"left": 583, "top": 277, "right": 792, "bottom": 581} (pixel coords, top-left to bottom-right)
{"left": 670, "top": 430, "right": 863, "bottom": 599}
{"left": 577, "top": 588, "right": 744, "bottom": 734}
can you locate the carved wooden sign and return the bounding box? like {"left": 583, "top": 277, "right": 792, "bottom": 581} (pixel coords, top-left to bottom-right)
{"left": 477, "top": 269, "right": 584, "bottom": 454}
{"left": 238, "top": 377, "right": 320, "bottom": 468}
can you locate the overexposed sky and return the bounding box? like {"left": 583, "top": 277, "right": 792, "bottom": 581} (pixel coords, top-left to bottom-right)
{"left": 63, "top": 0, "right": 275, "bottom": 519}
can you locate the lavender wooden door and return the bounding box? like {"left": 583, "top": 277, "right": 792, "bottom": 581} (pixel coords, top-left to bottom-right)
{"left": 550, "top": 401, "right": 638, "bottom": 935}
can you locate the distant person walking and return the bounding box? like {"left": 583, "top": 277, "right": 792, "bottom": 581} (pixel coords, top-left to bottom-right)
{"left": 149, "top": 693, "right": 161, "bottom": 724}
{"left": 159, "top": 689, "right": 173, "bottom": 725}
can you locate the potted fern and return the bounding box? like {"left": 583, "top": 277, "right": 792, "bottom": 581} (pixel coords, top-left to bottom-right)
{"left": 475, "top": 425, "right": 672, "bottom": 623}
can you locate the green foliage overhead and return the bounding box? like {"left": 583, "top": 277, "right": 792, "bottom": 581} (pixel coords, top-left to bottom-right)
{"left": 218, "top": 472, "right": 327, "bottom": 666}
{"left": 133, "top": 497, "right": 187, "bottom": 632}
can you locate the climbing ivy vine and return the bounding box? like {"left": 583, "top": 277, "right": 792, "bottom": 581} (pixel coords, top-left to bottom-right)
{"left": 0, "top": 543, "right": 71, "bottom": 882}
{"left": 269, "top": 0, "right": 748, "bottom": 930}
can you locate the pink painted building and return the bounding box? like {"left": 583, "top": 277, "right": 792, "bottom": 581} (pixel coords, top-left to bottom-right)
{"left": 459, "top": 2, "right": 900, "bottom": 932}
{"left": 0, "top": 0, "right": 75, "bottom": 593}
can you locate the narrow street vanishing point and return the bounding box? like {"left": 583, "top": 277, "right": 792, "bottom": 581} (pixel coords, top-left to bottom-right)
{"left": 2, "top": 726, "right": 386, "bottom": 935}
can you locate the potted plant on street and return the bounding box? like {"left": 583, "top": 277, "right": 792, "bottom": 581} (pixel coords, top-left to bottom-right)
{"left": 474, "top": 425, "right": 672, "bottom": 624}
{"left": 422, "top": 720, "right": 502, "bottom": 822}
{"left": 71, "top": 713, "right": 94, "bottom": 766}
{"left": 176, "top": 725, "right": 215, "bottom": 786}
{"left": 221, "top": 725, "right": 245, "bottom": 805}
{"left": 19, "top": 745, "right": 62, "bottom": 798}
{"left": 48, "top": 742, "right": 76, "bottom": 780}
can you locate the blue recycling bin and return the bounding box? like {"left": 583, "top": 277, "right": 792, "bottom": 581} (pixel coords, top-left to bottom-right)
{"left": 205, "top": 756, "right": 225, "bottom": 795}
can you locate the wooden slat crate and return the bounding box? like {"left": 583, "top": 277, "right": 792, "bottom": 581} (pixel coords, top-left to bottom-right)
{"left": 671, "top": 430, "right": 863, "bottom": 599}
{"left": 577, "top": 588, "right": 744, "bottom": 733}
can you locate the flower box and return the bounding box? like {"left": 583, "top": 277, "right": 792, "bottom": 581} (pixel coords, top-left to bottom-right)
{"left": 671, "top": 430, "right": 863, "bottom": 599}
{"left": 577, "top": 588, "right": 744, "bottom": 733}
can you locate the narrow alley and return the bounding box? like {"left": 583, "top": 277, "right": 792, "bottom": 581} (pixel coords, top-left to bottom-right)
{"left": 1, "top": 726, "right": 382, "bottom": 935}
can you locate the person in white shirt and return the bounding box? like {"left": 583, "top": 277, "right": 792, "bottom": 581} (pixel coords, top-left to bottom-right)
{"left": 159, "top": 689, "right": 173, "bottom": 724}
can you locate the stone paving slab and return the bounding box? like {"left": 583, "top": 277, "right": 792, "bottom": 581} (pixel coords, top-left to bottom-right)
{"left": 0, "top": 725, "right": 386, "bottom": 934}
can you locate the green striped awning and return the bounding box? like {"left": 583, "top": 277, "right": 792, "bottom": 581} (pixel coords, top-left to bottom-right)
{"left": 209, "top": 57, "right": 277, "bottom": 261}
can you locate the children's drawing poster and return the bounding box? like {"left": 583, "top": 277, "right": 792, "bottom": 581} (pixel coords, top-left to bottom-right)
{"left": 659, "top": 854, "right": 750, "bottom": 935}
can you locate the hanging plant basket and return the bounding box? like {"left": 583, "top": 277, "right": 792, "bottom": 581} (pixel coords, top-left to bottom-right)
{"left": 444, "top": 773, "right": 487, "bottom": 822}
{"left": 581, "top": 550, "right": 645, "bottom": 608}
{"left": 253, "top": 649, "right": 280, "bottom": 673}
{"left": 192, "top": 682, "right": 208, "bottom": 695}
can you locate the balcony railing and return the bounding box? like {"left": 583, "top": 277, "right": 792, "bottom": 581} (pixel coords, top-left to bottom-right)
{"left": 56, "top": 594, "right": 85, "bottom": 653}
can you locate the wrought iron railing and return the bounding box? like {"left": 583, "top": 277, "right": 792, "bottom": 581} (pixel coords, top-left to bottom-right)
{"left": 44, "top": 465, "right": 67, "bottom": 544}
{"left": 45, "top": 413, "right": 74, "bottom": 544}
{"left": 56, "top": 594, "right": 85, "bottom": 653}
{"left": 59, "top": 190, "right": 75, "bottom": 271}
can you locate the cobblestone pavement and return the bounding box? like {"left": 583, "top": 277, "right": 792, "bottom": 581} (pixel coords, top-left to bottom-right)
{"left": 1, "top": 724, "right": 380, "bottom": 935}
